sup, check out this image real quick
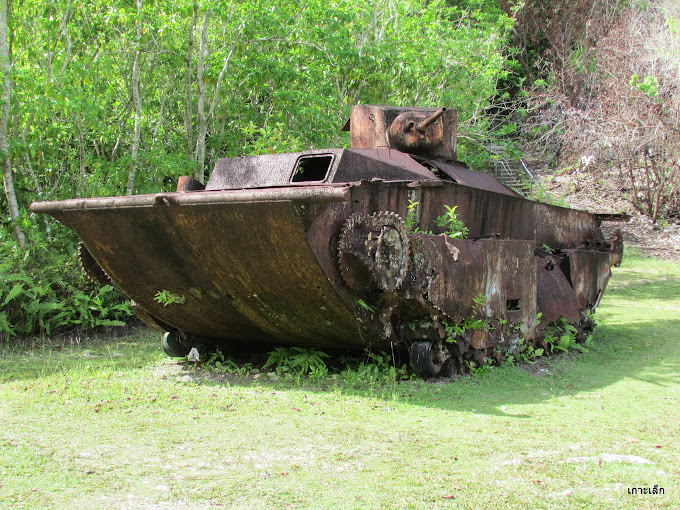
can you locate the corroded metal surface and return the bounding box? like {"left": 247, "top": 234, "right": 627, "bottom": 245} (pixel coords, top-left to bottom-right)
{"left": 78, "top": 243, "right": 111, "bottom": 286}
{"left": 41, "top": 189, "right": 366, "bottom": 348}
{"left": 388, "top": 108, "right": 447, "bottom": 155}
{"left": 30, "top": 104, "right": 625, "bottom": 376}
{"left": 418, "top": 158, "right": 519, "bottom": 197}
{"left": 536, "top": 254, "right": 582, "bottom": 328}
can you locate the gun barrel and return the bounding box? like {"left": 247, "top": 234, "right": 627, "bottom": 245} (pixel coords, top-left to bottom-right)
{"left": 416, "top": 108, "right": 447, "bottom": 133}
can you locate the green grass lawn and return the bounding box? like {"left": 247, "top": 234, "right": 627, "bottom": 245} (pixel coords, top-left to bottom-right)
{"left": 1, "top": 254, "right": 679, "bottom": 509}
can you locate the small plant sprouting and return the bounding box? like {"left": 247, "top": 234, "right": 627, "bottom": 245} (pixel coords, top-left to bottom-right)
{"left": 472, "top": 293, "right": 486, "bottom": 309}
{"left": 355, "top": 299, "right": 378, "bottom": 313}
{"left": 535, "top": 311, "right": 543, "bottom": 326}
{"left": 542, "top": 244, "right": 555, "bottom": 254}
{"left": 444, "top": 293, "right": 488, "bottom": 340}
{"left": 435, "top": 205, "right": 468, "bottom": 239}
{"left": 340, "top": 349, "right": 412, "bottom": 387}
{"left": 583, "top": 333, "right": 594, "bottom": 349}
{"left": 405, "top": 202, "right": 468, "bottom": 240}
{"left": 468, "top": 356, "right": 494, "bottom": 376}
{"left": 515, "top": 337, "right": 544, "bottom": 364}
{"left": 205, "top": 348, "right": 244, "bottom": 374}
{"left": 154, "top": 290, "right": 186, "bottom": 307}
{"left": 405, "top": 200, "right": 424, "bottom": 233}
{"left": 583, "top": 308, "right": 596, "bottom": 323}
{"left": 543, "top": 317, "right": 586, "bottom": 354}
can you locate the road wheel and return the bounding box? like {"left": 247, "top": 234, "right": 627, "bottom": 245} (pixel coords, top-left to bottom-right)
{"left": 161, "top": 331, "right": 191, "bottom": 357}
{"left": 410, "top": 341, "right": 443, "bottom": 377}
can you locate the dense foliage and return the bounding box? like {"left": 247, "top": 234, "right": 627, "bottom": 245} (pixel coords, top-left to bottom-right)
{"left": 0, "top": 225, "right": 130, "bottom": 340}
{"left": 9, "top": 0, "right": 511, "bottom": 200}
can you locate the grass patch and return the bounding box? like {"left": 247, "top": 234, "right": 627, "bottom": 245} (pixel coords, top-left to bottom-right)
{"left": 1, "top": 257, "right": 679, "bottom": 509}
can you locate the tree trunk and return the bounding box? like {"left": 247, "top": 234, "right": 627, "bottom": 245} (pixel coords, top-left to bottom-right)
{"left": 152, "top": 88, "right": 167, "bottom": 143}
{"left": 126, "top": 0, "right": 143, "bottom": 196}
{"left": 21, "top": 111, "right": 52, "bottom": 239}
{"left": 194, "top": 9, "right": 237, "bottom": 183}
{"left": 184, "top": 1, "right": 199, "bottom": 156}
{"left": 194, "top": 8, "right": 211, "bottom": 184}
{"left": 0, "top": 0, "right": 26, "bottom": 249}
{"left": 75, "top": 121, "right": 86, "bottom": 198}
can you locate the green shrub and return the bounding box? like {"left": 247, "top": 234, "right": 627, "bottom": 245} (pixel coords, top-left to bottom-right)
{"left": 263, "top": 346, "right": 330, "bottom": 375}
{"left": 434, "top": 205, "right": 469, "bottom": 238}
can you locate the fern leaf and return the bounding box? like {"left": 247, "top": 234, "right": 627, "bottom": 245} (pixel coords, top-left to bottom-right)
{"left": 2, "top": 283, "right": 24, "bottom": 307}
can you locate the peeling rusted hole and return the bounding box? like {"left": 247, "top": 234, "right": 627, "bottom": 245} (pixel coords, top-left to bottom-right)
{"left": 506, "top": 299, "right": 521, "bottom": 311}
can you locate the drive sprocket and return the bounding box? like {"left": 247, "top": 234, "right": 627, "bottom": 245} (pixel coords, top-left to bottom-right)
{"left": 78, "top": 242, "right": 112, "bottom": 286}
{"left": 337, "top": 211, "right": 410, "bottom": 293}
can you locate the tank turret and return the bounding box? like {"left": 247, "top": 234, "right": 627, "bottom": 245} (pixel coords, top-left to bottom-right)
{"left": 344, "top": 105, "right": 457, "bottom": 160}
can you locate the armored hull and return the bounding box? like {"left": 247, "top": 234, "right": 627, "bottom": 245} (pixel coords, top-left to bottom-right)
{"left": 31, "top": 106, "right": 624, "bottom": 376}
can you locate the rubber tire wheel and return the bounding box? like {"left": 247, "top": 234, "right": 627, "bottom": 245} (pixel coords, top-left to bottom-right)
{"left": 161, "top": 331, "right": 191, "bottom": 358}
{"left": 410, "top": 341, "right": 443, "bottom": 377}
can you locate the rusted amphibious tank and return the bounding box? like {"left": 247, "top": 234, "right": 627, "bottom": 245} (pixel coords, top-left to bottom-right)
{"left": 31, "top": 105, "right": 625, "bottom": 376}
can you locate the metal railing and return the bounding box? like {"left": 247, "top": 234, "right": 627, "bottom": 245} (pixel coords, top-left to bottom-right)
{"left": 491, "top": 155, "right": 540, "bottom": 198}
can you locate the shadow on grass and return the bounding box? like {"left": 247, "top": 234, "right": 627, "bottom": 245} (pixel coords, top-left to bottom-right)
{"left": 152, "top": 316, "right": 680, "bottom": 418}
{"left": 4, "top": 315, "right": 678, "bottom": 418}
{"left": 3, "top": 313, "right": 679, "bottom": 420}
